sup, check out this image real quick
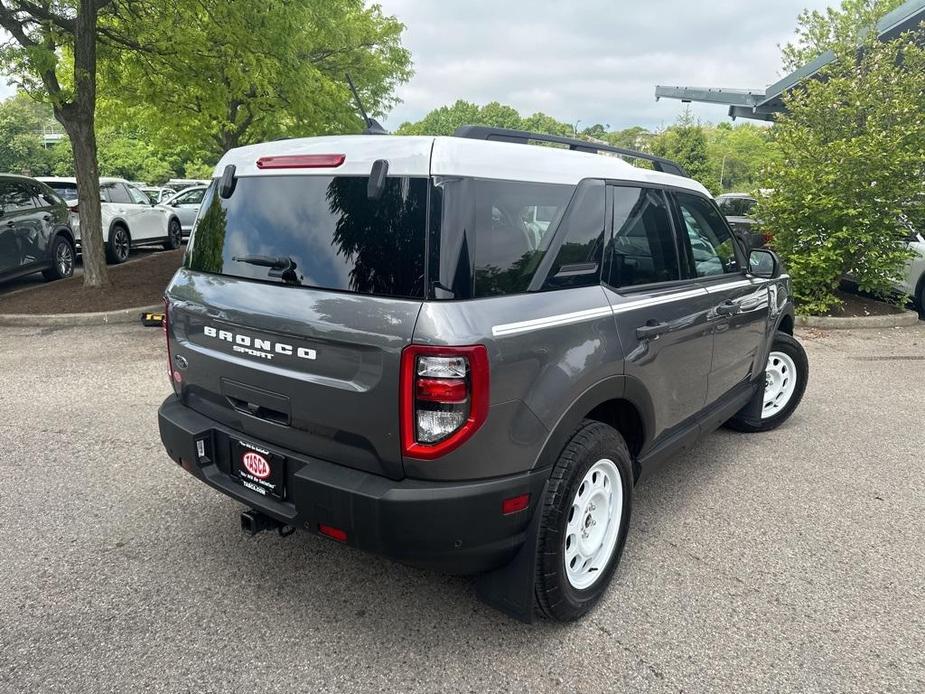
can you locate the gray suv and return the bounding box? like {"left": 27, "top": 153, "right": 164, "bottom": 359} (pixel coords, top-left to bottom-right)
{"left": 158, "top": 127, "right": 807, "bottom": 622}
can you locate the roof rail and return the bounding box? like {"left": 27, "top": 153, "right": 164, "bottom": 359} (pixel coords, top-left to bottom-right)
{"left": 453, "top": 125, "right": 689, "bottom": 177}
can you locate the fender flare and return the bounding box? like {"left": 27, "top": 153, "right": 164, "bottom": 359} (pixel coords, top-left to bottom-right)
{"left": 531, "top": 374, "right": 655, "bottom": 477}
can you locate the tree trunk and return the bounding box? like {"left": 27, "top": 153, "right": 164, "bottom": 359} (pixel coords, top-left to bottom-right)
{"left": 63, "top": 117, "right": 109, "bottom": 288}
{"left": 63, "top": 0, "right": 109, "bottom": 289}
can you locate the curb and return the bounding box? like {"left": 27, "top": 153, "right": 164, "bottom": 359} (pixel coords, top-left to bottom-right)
{"left": 796, "top": 309, "right": 921, "bottom": 330}
{"left": 0, "top": 304, "right": 162, "bottom": 327}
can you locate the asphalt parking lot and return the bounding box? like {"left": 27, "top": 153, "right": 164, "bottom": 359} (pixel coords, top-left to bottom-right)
{"left": 0, "top": 323, "right": 922, "bottom": 693}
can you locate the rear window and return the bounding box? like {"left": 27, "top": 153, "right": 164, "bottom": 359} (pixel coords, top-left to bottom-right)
{"left": 186, "top": 175, "right": 428, "bottom": 298}
{"left": 46, "top": 181, "right": 78, "bottom": 201}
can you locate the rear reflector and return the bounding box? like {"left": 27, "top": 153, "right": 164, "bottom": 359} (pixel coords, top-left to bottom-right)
{"left": 416, "top": 378, "right": 467, "bottom": 403}
{"left": 502, "top": 494, "right": 530, "bottom": 515}
{"left": 256, "top": 154, "right": 345, "bottom": 169}
{"left": 318, "top": 524, "right": 348, "bottom": 542}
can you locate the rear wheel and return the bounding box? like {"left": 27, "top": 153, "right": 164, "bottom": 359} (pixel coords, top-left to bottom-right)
{"left": 726, "top": 332, "right": 808, "bottom": 432}
{"left": 106, "top": 225, "right": 131, "bottom": 264}
{"left": 42, "top": 235, "right": 76, "bottom": 281}
{"left": 163, "top": 217, "right": 182, "bottom": 250}
{"left": 534, "top": 420, "right": 633, "bottom": 622}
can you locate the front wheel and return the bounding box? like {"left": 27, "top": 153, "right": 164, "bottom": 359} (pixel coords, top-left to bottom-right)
{"left": 42, "top": 235, "right": 76, "bottom": 281}
{"left": 534, "top": 420, "right": 633, "bottom": 622}
{"left": 163, "top": 218, "right": 182, "bottom": 250}
{"left": 727, "top": 331, "right": 808, "bottom": 432}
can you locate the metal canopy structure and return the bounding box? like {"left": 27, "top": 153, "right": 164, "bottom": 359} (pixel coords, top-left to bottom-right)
{"left": 655, "top": 0, "right": 925, "bottom": 121}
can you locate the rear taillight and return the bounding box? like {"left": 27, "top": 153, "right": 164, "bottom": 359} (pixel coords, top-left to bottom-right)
{"left": 400, "top": 345, "right": 489, "bottom": 460}
{"left": 68, "top": 203, "right": 78, "bottom": 213}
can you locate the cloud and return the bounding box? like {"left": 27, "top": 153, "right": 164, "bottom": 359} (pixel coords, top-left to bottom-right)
{"left": 377, "top": 0, "right": 833, "bottom": 130}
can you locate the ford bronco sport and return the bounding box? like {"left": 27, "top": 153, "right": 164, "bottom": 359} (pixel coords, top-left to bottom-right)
{"left": 158, "top": 126, "right": 807, "bottom": 622}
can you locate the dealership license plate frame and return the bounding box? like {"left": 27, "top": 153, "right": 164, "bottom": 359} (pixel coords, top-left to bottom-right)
{"left": 232, "top": 439, "right": 286, "bottom": 500}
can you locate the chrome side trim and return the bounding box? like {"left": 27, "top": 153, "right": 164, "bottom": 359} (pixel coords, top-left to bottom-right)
{"left": 491, "top": 306, "right": 613, "bottom": 337}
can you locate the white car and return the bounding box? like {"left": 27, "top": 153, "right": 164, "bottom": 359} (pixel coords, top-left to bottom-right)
{"left": 162, "top": 185, "right": 207, "bottom": 237}
{"left": 37, "top": 177, "right": 183, "bottom": 263}
{"left": 899, "top": 227, "right": 925, "bottom": 312}
{"left": 141, "top": 186, "right": 178, "bottom": 205}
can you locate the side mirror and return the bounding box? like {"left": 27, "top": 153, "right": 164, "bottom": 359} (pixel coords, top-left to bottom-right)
{"left": 748, "top": 248, "right": 781, "bottom": 279}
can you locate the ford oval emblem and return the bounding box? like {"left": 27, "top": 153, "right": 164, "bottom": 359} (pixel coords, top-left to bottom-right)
{"left": 242, "top": 451, "right": 271, "bottom": 479}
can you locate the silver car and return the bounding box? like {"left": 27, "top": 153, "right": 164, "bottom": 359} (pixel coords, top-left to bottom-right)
{"left": 162, "top": 185, "right": 207, "bottom": 237}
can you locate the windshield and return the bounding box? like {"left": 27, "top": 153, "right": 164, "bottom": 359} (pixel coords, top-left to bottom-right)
{"left": 186, "top": 175, "right": 428, "bottom": 298}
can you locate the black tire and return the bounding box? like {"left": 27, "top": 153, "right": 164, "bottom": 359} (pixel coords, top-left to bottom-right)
{"left": 106, "top": 224, "right": 131, "bottom": 264}
{"left": 726, "top": 331, "right": 808, "bottom": 433}
{"left": 163, "top": 217, "right": 182, "bottom": 250}
{"left": 534, "top": 420, "right": 633, "bottom": 622}
{"left": 41, "top": 235, "right": 76, "bottom": 281}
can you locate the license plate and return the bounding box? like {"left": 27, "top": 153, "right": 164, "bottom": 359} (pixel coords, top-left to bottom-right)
{"left": 232, "top": 440, "right": 285, "bottom": 499}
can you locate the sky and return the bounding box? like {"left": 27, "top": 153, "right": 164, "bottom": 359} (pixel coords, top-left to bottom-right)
{"left": 1, "top": 0, "right": 833, "bottom": 130}
{"left": 376, "top": 0, "right": 832, "bottom": 131}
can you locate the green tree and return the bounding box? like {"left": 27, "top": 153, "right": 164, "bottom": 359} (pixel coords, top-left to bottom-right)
{"left": 706, "top": 122, "right": 780, "bottom": 192}
{"left": 0, "top": 93, "right": 54, "bottom": 175}
{"left": 396, "top": 100, "right": 576, "bottom": 137}
{"left": 759, "top": 32, "right": 925, "bottom": 314}
{"left": 99, "top": 1, "right": 412, "bottom": 159}
{"left": 651, "top": 110, "right": 721, "bottom": 192}
{"left": 781, "top": 0, "right": 906, "bottom": 71}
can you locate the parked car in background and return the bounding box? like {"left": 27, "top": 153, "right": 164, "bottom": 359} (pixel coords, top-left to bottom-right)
{"left": 162, "top": 185, "right": 207, "bottom": 237}
{"left": 142, "top": 187, "right": 178, "bottom": 205}
{"left": 0, "top": 174, "right": 77, "bottom": 284}
{"left": 37, "top": 176, "right": 183, "bottom": 263}
{"left": 716, "top": 193, "right": 766, "bottom": 250}
{"left": 167, "top": 178, "right": 211, "bottom": 192}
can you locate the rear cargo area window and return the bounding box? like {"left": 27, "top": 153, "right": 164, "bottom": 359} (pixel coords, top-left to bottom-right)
{"left": 432, "top": 178, "right": 574, "bottom": 298}
{"left": 186, "top": 176, "right": 428, "bottom": 298}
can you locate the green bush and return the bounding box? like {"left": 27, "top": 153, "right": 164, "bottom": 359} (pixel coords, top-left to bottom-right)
{"left": 758, "top": 32, "right": 924, "bottom": 315}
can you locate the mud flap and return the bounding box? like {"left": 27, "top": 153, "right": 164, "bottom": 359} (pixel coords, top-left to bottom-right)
{"left": 735, "top": 370, "right": 767, "bottom": 428}
{"left": 475, "top": 478, "right": 549, "bottom": 623}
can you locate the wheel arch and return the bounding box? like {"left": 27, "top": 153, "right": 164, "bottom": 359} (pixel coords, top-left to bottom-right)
{"left": 51, "top": 226, "right": 75, "bottom": 248}
{"left": 532, "top": 375, "right": 654, "bottom": 482}
{"left": 108, "top": 218, "right": 131, "bottom": 240}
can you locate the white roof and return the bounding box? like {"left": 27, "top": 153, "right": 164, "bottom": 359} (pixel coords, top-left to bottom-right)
{"left": 214, "top": 134, "right": 708, "bottom": 195}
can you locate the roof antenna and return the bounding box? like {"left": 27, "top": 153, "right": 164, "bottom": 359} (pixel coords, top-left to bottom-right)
{"left": 346, "top": 73, "right": 387, "bottom": 135}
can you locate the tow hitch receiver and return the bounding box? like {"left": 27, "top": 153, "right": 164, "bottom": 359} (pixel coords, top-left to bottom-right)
{"left": 240, "top": 509, "right": 294, "bottom": 537}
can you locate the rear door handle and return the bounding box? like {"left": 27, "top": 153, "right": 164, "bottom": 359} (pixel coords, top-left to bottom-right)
{"left": 636, "top": 321, "right": 669, "bottom": 340}
{"left": 715, "top": 300, "right": 740, "bottom": 316}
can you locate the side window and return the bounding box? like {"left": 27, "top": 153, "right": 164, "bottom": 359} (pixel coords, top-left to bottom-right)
{"left": 543, "top": 180, "right": 606, "bottom": 290}
{"left": 675, "top": 192, "right": 742, "bottom": 277}
{"left": 127, "top": 185, "right": 150, "bottom": 205}
{"left": 607, "top": 186, "right": 680, "bottom": 288}
{"left": 0, "top": 182, "right": 38, "bottom": 213}
{"left": 103, "top": 183, "right": 132, "bottom": 204}
{"left": 34, "top": 185, "right": 61, "bottom": 208}
{"left": 179, "top": 188, "right": 205, "bottom": 205}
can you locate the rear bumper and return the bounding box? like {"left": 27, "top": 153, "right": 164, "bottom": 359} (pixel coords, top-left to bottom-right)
{"left": 158, "top": 396, "right": 548, "bottom": 574}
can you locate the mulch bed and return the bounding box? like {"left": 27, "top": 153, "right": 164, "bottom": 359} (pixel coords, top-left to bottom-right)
{"left": 826, "top": 289, "right": 906, "bottom": 318}
{"left": 0, "top": 249, "right": 184, "bottom": 314}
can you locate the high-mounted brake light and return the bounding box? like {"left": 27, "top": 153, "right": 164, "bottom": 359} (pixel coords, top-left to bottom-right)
{"left": 400, "top": 345, "right": 489, "bottom": 460}
{"left": 256, "top": 154, "right": 346, "bottom": 170}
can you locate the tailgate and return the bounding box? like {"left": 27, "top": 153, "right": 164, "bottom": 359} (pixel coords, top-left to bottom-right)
{"left": 166, "top": 269, "right": 421, "bottom": 479}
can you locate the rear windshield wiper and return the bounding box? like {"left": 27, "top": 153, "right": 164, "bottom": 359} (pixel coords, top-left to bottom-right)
{"left": 232, "top": 255, "right": 301, "bottom": 285}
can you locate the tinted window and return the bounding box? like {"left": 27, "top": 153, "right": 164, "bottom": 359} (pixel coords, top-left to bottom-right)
{"left": 676, "top": 192, "right": 742, "bottom": 277}
{"left": 717, "top": 196, "right": 757, "bottom": 217}
{"left": 434, "top": 177, "right": 574, "bottom": 298}
{"left": 103, "top": 183, "right": 132, "bottom": 204}
{"left": 0, "top": 181, "right": 37, "bottom": 213}
{"left": 46, "top": 181, "right": 78, "bottom": 201}
{"left": 186, "top": 175, "right": 427, "bottom": 298}
{"left": 543, "top": 180, "right": 606, "bottom": 290}
{"left": 607, "top": 187, "right": 680, "bottom": 288}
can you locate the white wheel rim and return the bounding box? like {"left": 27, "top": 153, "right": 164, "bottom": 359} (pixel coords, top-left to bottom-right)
{"left": 762, "top": 350, "right": 798, "bottom": 419}
{"left": 564, "top": 458, "right": 624, "bottom": 590}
